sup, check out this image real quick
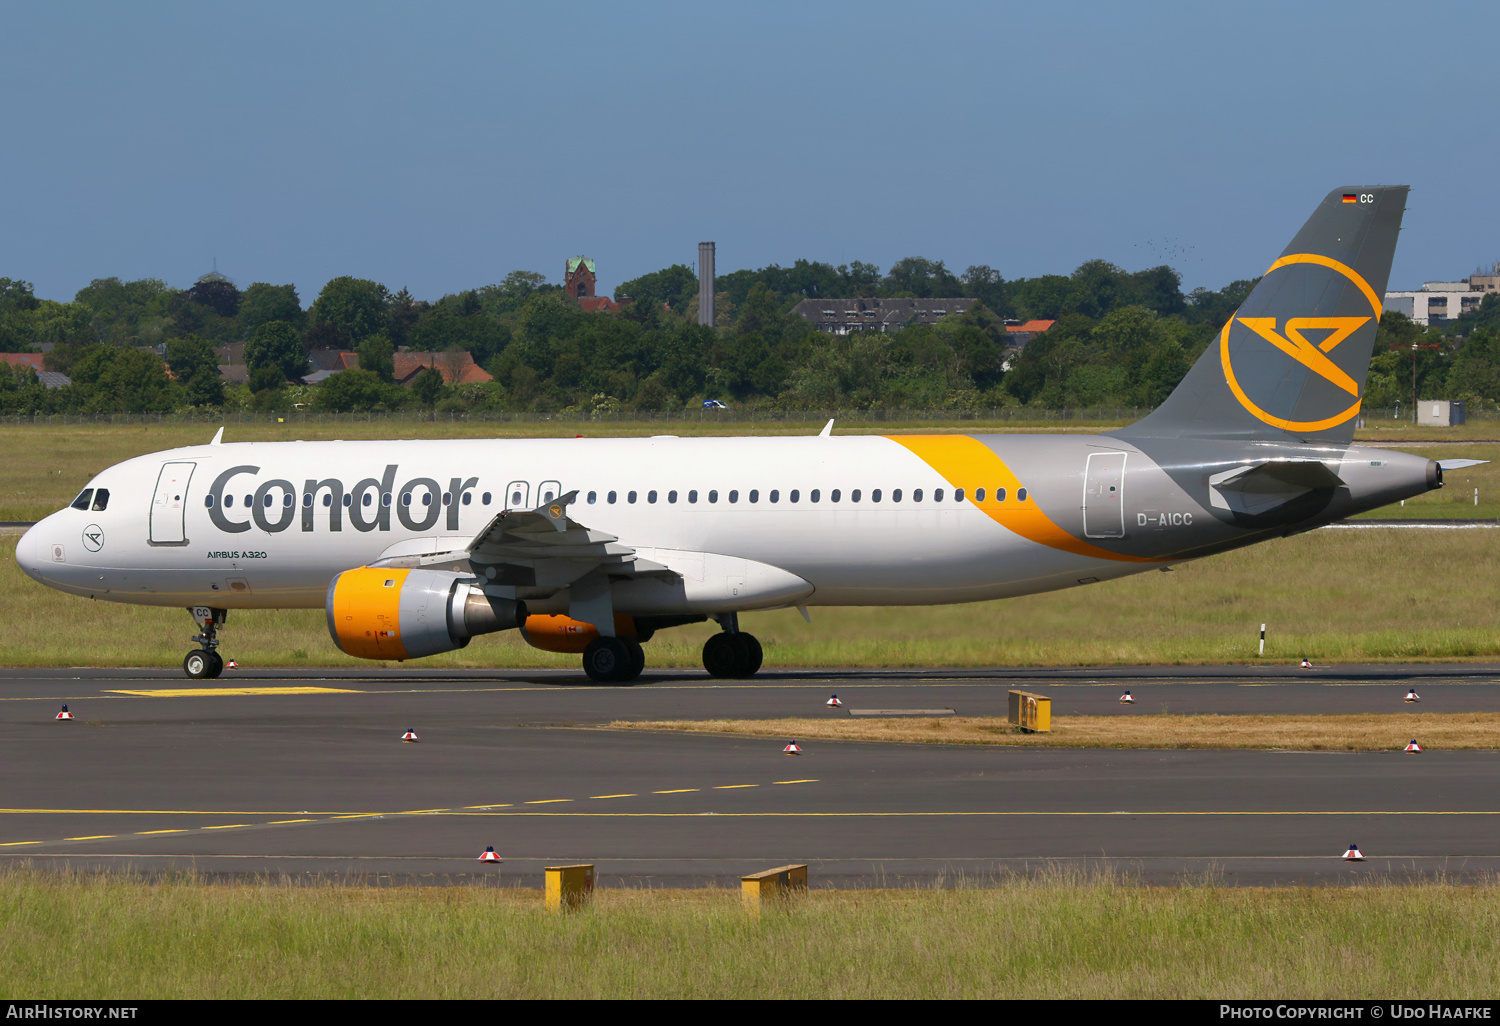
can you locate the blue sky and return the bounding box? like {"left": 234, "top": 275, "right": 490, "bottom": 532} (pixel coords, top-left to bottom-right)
{"left": 3, "top": 1, "right": 1494, "bottom": 304}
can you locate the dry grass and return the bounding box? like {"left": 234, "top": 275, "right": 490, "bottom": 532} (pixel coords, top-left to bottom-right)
{"left": 4, "top": 866, "right": 1500, "bottom": 998}
{"left": 609, "top": 712, "right": 1500, "bottom": 750}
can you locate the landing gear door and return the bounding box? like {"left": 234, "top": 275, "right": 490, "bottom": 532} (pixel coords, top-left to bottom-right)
{"left": 1083, "top": 452, "right": 1126, "bottom": 539}
{"left": 503, "top": 480, "right": 529, "bottom": 511}
{"left": 150, "top": 461, "right": 195, "bottom": 545}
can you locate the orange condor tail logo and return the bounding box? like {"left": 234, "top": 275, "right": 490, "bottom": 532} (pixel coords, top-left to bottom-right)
{"left": 1220, "top": 253, "right": 1384, "bottom": 433}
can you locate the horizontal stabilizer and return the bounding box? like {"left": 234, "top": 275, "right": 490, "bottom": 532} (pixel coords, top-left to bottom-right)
{"left": 1209, "top": 459, "right": 1344, "bottom": 517}
{"left": 1438, "top": 459, "right": 1489, "bottom": 471}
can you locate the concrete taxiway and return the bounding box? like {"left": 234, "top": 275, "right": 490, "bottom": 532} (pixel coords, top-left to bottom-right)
{"left": 2, "top": 665, "right": 1497, "bottom": 885}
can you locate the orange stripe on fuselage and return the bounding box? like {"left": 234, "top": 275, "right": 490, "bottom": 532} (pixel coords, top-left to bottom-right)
{"left": 886, "top": 435, "right": 1163, "bottom": 563}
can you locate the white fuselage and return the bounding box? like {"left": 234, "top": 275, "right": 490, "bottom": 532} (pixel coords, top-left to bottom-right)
{"left": 15, "top": 434, "right": 1168, "bottom": 612}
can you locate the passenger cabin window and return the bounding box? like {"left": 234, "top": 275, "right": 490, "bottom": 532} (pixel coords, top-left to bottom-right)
{"left": 668, "top": 490, "right": 677, "bottom": 503}
{"left": 628, "top": 491, "right": 637, "bottom": 504}
{"left": 608, "top": 491, "right": 618, "bottom": 504}
{"left": 323, "top": 494, "right": 332, "bottom": 508}
{"left": 588, "top": 491, "right": 598, "bottom": 504}
{"left": 1018, "top": 488, "right": 1028, "bottom": 501}
{"left": 996, "top": 488, "right": 1006, "bottom": 502}
{"left": 872, "top": 489, "right": 881, "bottom": 502}
{"left": 851, "top": 489, "right": 861, "bottom": 502}
{"left": 648, "top": 490, "right": 658, "bottom": 503}
{"left": 749, "top": 490, "right": 759, "bottom": 503}
{"left": 204, "top": 495, "right": 214, "bottom": 508}
{"left": 893, "top": 489, "right": 902, "bottom": 502}
{"left": 71, "top": 489, "right": 94, "bottom": 511}
{"left": 954, "top": 488, "right": 965, "bottom": 502}
{"left": 790, "top": 489, "right": 800, "bottom": 502}
{"left": 830, "top": 489, "right": 840, "bottom": 502}
{"left": 975, "top": 488, "right": 986, "bottom": 502}
{"left": 462, "top": 492, "right": 472, "bottom": 505}
{"left": 811, "top": 489, "right": 820, "bottom": 502}
{"left": 913, "top": 489, "right": 922, "bottom": 502}
{"left": 729, "top": 490, "right": 739, "bottom": 503}
{"left": 688, "top": 490, "right": 698, "bottom": 503}
{"left": 482, "top": 492, "right": 492, "bottom": 505}
{"left": 770, "top": 490, "right": 780, "bottom": 503}
{"left": 934, "top": 488, "right": 943, "bottom": 501}
{"left": 708, "top": 490, "right": 718, "bottom": 503}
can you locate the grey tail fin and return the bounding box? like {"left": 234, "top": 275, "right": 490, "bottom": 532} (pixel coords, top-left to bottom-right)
{"left": 1117, "top": 186, "right": 1408, "bottom": 444}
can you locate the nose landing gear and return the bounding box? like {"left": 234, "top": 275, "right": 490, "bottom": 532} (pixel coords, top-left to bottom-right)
{"left": 702, "top": 613, "right": 763, "bottom": 679}
{"left": 183, "top": 606, "right": 227, "bottom": 679}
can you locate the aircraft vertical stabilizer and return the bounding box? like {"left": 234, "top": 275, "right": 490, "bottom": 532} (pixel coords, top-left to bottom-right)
{"left": 1118, "top": 186, "right": 1408, "bottom": 444}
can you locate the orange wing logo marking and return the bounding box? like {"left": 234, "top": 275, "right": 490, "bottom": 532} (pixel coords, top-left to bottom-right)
{"left": 1220, "top": 253, "right": 1383, "bottom": 433}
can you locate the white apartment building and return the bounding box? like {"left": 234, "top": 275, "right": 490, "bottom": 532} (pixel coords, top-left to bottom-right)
{"left": 1384, "top": 263, "right": 1499, "bottom": 326}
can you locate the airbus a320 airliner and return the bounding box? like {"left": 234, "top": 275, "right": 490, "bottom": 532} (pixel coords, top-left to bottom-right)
{"left": 16, "top": 187, "right": 1463, "bottom": 682}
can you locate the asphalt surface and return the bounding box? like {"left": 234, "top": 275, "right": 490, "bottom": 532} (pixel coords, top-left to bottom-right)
{"left": 3, "top": 664, "right": 1498, "bottom": 886}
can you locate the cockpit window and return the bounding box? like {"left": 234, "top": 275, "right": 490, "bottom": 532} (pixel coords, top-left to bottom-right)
{"left": 70, "top": 489, "right": 94, "bottom": 511}
{"left": 91, "top": 489, "right": 110, "bottom": 511}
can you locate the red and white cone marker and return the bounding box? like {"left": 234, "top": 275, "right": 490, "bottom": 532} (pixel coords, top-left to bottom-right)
{"left": 400, "top": 728, "right": 419, "bottom": 743}
{"left": 1343, "top": 844, "right": 1365, "bottom": 861}
{"left": 826, "top": 694, "right": 842, "bottom": 708}
{"left": 55, "top": 705, "right": 73, "bottom": 721}
{"left": 478, "top": 846, "right": 501, "bottom": 863}
{"left": 1404, "top": 689, "right": 1420, "bottom": 703}
{"left": 1404, "top": 739, "right": 1423, "bottom": 752}
{"left": 226, "top": 659, "right": 237, "bottom": 669}
{"left": 1119, "top": 691, "right": 1134, "bottom": 704}
{"left": 1300, "top": 657, "right": 1312, "bottom": 669}
{"left": 784, "top": 741, "right": 802, "bottom": 755}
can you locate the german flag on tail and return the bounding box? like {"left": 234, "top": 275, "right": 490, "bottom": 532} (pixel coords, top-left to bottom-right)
{"left": 1342, "top": 194, "right": 1358, "bottom": 203}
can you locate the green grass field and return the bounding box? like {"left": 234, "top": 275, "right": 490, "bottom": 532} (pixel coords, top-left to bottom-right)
{"left": 4, "top": 525, "right": 1499, "bottom": 668}
{"left": 2, "top": 868, "right": 1497, "bottom": 998}
{"left": 4, "top": 420, "right": 1496, "bottom": 522}
{"left": 3, "top": 422, "right": 1498, "bottom": 668}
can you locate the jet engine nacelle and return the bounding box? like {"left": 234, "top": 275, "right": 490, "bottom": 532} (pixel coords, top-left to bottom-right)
{"left": 326, "top": 567, "right": 526, "bottom": 661}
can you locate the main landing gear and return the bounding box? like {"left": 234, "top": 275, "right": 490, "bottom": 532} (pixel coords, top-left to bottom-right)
{"left": 702, "top": 613, "right": 762, "bottom": 679}
{"left": 581, "top": 636, "right": 646, "bottom": 684}
{"left": 183, "top": 606, "right": 227, "bottom": 680}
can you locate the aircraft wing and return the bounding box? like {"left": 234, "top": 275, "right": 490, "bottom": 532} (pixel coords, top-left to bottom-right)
{"left": 368, "top": 490, "right": 678, "bottom": 589}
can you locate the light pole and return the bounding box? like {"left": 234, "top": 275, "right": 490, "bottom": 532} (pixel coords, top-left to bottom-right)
{"left": 1391, "top": 342, "right": 1441, "bottom": 423}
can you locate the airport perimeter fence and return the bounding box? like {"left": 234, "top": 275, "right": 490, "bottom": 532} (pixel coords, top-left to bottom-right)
{"left": 0, "top": 406, "right": 1158, "bottom": 428}
{"left": 3, "top": 405, "right": 1497, "bottom": 429}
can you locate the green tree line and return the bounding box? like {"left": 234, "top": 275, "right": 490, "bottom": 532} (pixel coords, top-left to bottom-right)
{"left": 1, "top": 260, "right": 1497, "bottom": 417}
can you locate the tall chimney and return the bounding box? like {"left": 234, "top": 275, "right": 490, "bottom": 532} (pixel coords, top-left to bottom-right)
{"left": 698, "top": 242, "right": 715, "bottom": 326}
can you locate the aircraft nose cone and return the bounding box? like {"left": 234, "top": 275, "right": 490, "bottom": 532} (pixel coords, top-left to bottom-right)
{"left": 15, "top": 521, "right": 43, "bottom": 582}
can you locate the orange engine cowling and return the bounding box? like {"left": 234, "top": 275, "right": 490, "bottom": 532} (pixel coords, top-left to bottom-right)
{"left": 326, "top": 567, "right": 526, "bottom": 661}
{"left": 520, "top": 614, "right": 642, "bottom": 654}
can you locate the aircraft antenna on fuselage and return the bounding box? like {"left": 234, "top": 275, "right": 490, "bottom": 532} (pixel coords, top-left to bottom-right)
{"left": 210, "top": 426, "right": 224, "bottom": 445}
